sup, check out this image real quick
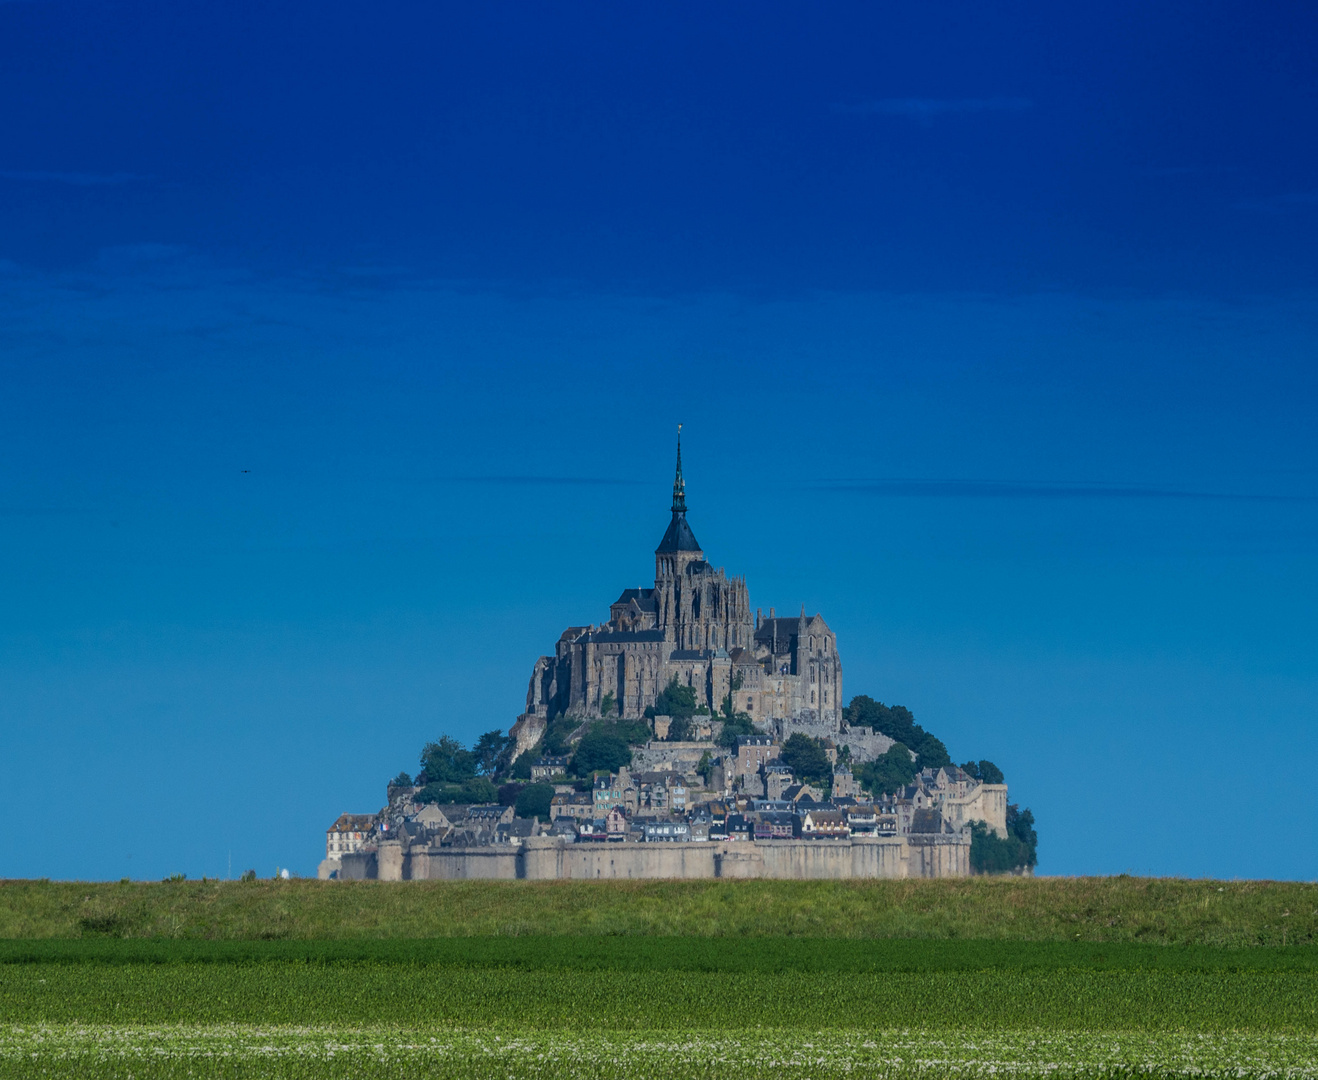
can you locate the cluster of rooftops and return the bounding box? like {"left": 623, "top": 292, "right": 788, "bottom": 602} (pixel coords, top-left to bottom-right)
{"left": 325, "top": 754, "right": 985, "bottom": 863}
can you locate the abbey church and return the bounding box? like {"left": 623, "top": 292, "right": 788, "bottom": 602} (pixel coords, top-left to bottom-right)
{"left": 512, "top": 435, "right": 843, "bottom": 754}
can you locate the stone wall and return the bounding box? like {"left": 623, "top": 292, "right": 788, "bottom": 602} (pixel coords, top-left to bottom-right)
{"left": 629, "top": 740, "right": 714, "bottom": 773}
{"left": 375, "top": 834, "right": 969, "bottom": 881}
{"left": 940, "top": 782, "right": 1009, "bottom": 837}
{"left": 835, "top": 724, "right": 897, "bottom": 763}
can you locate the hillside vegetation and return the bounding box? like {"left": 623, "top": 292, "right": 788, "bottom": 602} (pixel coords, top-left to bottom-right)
{"left": 3, "top": 876, "right": 1315, "bottom": 946}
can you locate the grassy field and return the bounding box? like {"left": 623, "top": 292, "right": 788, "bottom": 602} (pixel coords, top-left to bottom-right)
{"left": 5, "top": 878, "right": 1318, "bottom": 1077}
{"left": 4, "top": 875, "right": 1317, "bottom": 944}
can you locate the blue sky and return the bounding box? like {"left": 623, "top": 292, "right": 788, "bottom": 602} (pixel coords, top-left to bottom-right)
{"left": 1, "top": 1, "right": 1315, "bottom": 880}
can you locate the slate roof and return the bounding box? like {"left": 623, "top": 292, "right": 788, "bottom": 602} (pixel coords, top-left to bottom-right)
{"left": 911, "top": 808, "right": 945, "bottom": 834}
{"left": 612, "top": 588, "right": 659, "bottom": 613}
{"left": 656, "top": 511, "right": 702, "bottom": 553}
{"left": 754, "top": 618, "right": 803, "bottom": 651}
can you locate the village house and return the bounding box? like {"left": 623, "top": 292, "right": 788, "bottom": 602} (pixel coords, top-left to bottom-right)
{"left": 764, "top": 763, "right": 794, "bottom": 800}
{"left": 604, "top": 805, "right": 628, "bottom": 838}
{"left": 735, "top": 735, "right": 779, "bottom": 779}
{"left": 578, "top": 818, "right": 610, "bottom": 841}
{"left": 530, "top": 756, "right": 571, "bottom": 782}
{"left": 753, "top": 811, "right": 795, "bottom": 841}
{"left": 593, "top": 774, "right": 623, "bottom": 815}
{"left": 831, "top": 767, "right": 859, "bottom": 799}
{"left": 796, "top": 808, "right": 850, "bottom": 839}
{"left": 550, "top": 792, "right": 594, "bottom": 820}
{"left": 643, "top": 821, "right": 692, "bottom": 842}
{"left": 325, "top": 813, "right": 378, "bottom": 860}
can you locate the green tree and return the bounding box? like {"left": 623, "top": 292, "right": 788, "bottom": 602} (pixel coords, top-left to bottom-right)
{"left": 856, "top": 742, "right": 917, "bottom": 796}
{"left": 962, "top": 759, "right": 1005, "bottom": 785}
{"left": 652, "top": 678, "right": 698, "bottom": 719}
{"left": 969, "top": 804, "right": 1038, "bottom": 874}
{"left": 472, "top": 730, "right": 511, "bottom": 776}
{"left": 571, "top": 730, "right": 632, "bottom": 775}
{"left": 780, "top": 733, "right": 830, "bottom": 786}
{"left": 415, "top": 776, "right": 498, "bottom": 805}
{"left": 419, "top": 735, "right": 477, "bottom": 785}
{"left": 696, "top": 750, "right": 714, "bottom": 785}
{"left": 599, "top": 691, "right": 616, "bottom": 717}
{"left": 843, "top": 695, "right": 951, "bottom": 771}
{"left": 388, "top": 771, "right": 415, "bottom": 790}
{"left": 515, "top": 782, "right": 556, "bottom": 821}
{"left": 720, "top": 670, "right": 746, "bottom": 718}
{"left": 717, "top": 713, "right": 756, "bottom": 747}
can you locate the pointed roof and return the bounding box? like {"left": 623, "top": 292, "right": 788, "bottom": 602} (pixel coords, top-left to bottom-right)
{"left": 671, "top": 424, "right": 687, "bottom": 514}
{"left": 656, "top": 425, "right": 702, "bottom": 554}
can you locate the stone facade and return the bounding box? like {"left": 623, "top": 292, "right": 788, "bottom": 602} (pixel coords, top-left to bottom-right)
{"left": 511, "top": 435, "right": 843, "bottom": 756}
{"left": 383, "top": 834, "right": 970, "bottom": 881}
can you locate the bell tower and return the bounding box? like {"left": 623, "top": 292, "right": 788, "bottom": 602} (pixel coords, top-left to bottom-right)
{"left": 654, "top": 425, "right": 703, "bottom": 641}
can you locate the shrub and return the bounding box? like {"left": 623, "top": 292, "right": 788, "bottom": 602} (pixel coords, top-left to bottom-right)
{"left": 970, "top": 805, "right": 1038, "bottom": 874}
{"left": 653, "top": 678, "right": 698, "bottom": 719}
{"left": 780, "top": 733, "right": 830, "bottom": 786}
{"left": 415, "top": 777, "right": 499, "bottom": 805}
{"left": 856, "top": 742, "right": 917, "bottom": 796}
{"left": 844, "top": 695, "right": 950, "bottom": 771}
{"left": 570, "top": 731, "right": 631, "bottom": 776}
{"left": 515, "top": 782, "right": 556, "bottom": 821}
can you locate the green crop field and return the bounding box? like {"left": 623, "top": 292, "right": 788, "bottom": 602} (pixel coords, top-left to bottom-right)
{"left": 3, "top": 878, "right": 1318, "bottom": 1078}
{"left": 5, "top": 875, "right": 1317, "bottom": 944}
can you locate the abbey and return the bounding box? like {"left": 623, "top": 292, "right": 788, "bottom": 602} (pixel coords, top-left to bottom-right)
{"left": 513, "top": 436, "right": 843, "bottom": 752}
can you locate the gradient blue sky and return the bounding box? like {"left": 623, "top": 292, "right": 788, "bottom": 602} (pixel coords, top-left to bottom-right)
{"left": 2, "top": 1, "right": 1316, "bottom": 881}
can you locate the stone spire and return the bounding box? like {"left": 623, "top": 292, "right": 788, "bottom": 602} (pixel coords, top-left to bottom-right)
{"left": 671, "top": 423, "right": 687, "bottom": 513}
{"left": 656, "top": 424, "right": 701, "bottom": 555}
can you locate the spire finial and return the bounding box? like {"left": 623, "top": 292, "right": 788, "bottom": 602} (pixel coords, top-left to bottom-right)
{"left": 671, "top": 424, "right": 687, "bottom": 513}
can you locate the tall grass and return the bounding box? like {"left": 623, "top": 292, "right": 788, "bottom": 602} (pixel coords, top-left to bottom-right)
{"left": 3, "top": 876, "right": 1315, "bottom": 945}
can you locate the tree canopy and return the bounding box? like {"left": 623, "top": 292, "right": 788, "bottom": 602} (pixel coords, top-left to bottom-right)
{"left": 969, "top": 804, "right": 1038, "bottom": 874}
{"left": 855, "top": 742, "right": 917, "bottom": 796}
{"left": 843, "top": 695, "right": 951, "bottom": 771}
{"left": 961, "top": 759, "right": 1005, "bottom": 785}
{"left": 651, "top": 677, "right": 698, "bottom": 719}
{"left": 472, "top": 730, "right": 511, "bottom": 776}
{"left": 571, "top": 729, "right": 632, "bottom": 775}
{"left": 717, "top": 713, "right": 756, "bottom": 747}
{"left": 779, "top": 733, "right": 831, "bottom": 786}
{"left": 514, "top": 782, "right": 556, "bottom": 821}
{"left": 415, "top": 777, "right": 498, "bottom": 805}
{"left": 419, "top": 735, "right": 477, "bottom": 785}
{"left": 412, "top": 732, "right": 507, "bottom": 801}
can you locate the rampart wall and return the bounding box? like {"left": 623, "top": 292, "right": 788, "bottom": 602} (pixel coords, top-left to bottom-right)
{"left": 371, "top": 834, "right": 968, "bottom": 882}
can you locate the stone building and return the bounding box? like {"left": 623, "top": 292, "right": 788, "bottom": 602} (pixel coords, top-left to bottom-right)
{"left": 512, "top": 433, "right": 843, "bottom": 756}
{"left": 324, "top": 813, "right": 378, "bottom": 861}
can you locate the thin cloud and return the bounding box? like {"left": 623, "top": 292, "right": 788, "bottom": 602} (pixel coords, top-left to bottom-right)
{"left": 813, "top": 479, "right": 1316, "bottom": 502}
{"left": 836, "top": 97, "right": 1032, "bottom": 119}
{"left": 449, "top": 475, "right": 646, "bottom": 487}
{"left": 1235, "top": 191, "right": 1318, "bottom": 213}
{"left": 0, "top": 169, "right": 147, "bottom": 186}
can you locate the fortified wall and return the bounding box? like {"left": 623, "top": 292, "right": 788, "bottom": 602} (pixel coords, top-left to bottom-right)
{"left": 339, "top": 833, "right": 969, "bottom": 882}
